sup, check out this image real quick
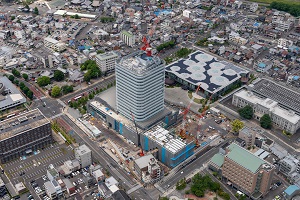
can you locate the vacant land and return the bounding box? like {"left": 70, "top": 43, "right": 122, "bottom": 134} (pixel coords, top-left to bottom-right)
{"left": 248, "top": 0, "right": 300, "bottom": 5}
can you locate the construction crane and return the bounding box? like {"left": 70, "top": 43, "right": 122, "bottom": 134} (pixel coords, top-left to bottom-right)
{"left": 130, "top": 110, "right": 144, "bottom": 157}
{"left": 195, "top": 95, "right": 213, "bottom": 147}
{"left": 179, "top": 84, "right": 201, "bottom": 139}
{"left": 141, "top": 36, "right": 152, "bottom": 57}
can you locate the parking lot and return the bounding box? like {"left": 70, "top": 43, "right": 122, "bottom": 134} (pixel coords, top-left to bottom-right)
{"left": 3, "top": 143, "right": 74, "bottom": 185}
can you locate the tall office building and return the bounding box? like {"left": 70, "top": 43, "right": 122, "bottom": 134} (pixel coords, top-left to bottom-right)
{"left": 116, "top": 50, "right": 165, "bottom": 122}
{"left": 0, "top": 109, "right": 53, "bottom": 163}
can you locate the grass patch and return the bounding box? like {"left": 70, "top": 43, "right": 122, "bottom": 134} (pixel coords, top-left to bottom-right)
{"left": 188, "top": 91, "right": 204, "bottom": 104}
{"left": 282, "top": 130, "right": 292, "bottom": 137}
{"left": 248, "top": 0, "right": 300, "bottom": 5}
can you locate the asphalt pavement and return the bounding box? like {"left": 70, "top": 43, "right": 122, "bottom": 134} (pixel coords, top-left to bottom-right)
{"left": 33, "top": 97, "right": 63, "bottom": 118}
{"left": 158, "top": 146, "right": 219, "bottom": 192}
{"left": 60, "top": 114, "right": 154, "bottom": 200}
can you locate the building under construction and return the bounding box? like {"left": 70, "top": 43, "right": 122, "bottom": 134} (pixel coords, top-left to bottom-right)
{"left": 140, "top": 126, "right": 195, "bottom": 168}
{"left": 88, "top": 101, "right": 193, "bottom": 168}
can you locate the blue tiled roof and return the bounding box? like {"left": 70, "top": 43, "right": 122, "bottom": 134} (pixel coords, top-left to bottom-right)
{"left": 285, "top": 185, "right": 300, "bottom": 196}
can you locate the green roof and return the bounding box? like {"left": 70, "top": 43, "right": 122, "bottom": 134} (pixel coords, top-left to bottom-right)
{"left": 210, "top": 153, "right": 224, "bottom": 167}
{"left": 226, "top": 143, "right": 265, "bottom": 173}
{"left": 121, "top": 30, "right": 134, "bottom": 38}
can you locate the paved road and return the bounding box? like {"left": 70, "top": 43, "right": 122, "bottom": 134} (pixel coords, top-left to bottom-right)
{"left": 32, "top": 98, "right": 63, "bottom": 118}
{"left": 60, "top": 114, "right": 153, "bottom": 200}
{"left": 216, "top": 102, "right": 300, "bottom": 154}
{"left": 60, "top": 75, "right": 115, "bottom": 103}
{"left": 158, "top": 146, "right": 219, "bottom": 192}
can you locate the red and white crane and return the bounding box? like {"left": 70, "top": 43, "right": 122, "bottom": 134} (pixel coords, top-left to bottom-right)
{"left": 179, "top": 84, "right": 201, "bottom": 139}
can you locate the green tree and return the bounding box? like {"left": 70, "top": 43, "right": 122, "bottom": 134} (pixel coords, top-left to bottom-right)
{"left": 74, "top": 14, "right": 80, "bottom": 19}
{"left": 176, "top": 179, "right": 186, "bottom": 190}
{"left": 54, "top": 70, "right": 64, "bottom": 81}
{"left": 231, "top": 119, "right": 244, "bottom": 133}
{"left": 12, "top": 69, "right": 20, "bottom": 77}
{"left": 176, "top": 48, "right": 192, "bottom": 58}
{"left": 51, "top": 86, "right": 61, "bottom": 98}
{"left": 97, "top": 50, "right": 105, "bottom": 54}
{"left": 156, "top": 40, "right": 176, "bottom": 51}
{"left": 27, "top": 90, "right": 33, "bottom": 99}
{"left": 33, "top": 7, "right": 39, "bottom": 15}
{"left": 238, "top": 105, "right": 253, "bottom": 119}
{"left": 61, "top": 85, "right": 73, "bottom": 94}
{"left": 89, "top": 93, "right": 94, "bottom": 100}
{"left": 8, "top": 75, "right": 14, "bottom": 82}
{"left": 22, "top": 86, "right": 29, "bottom": 94}
{"left": 164, "top": 57, "right": 173, "bottom": 64}
{"left": 14, "top": 80, "right": 19, "bottom": 85}
{"left": 260, "top": 114, "right": 272, "bottom": 129}
{"left": 37, "top": 76, "right": 50, "bottom": 87}
{"left": 11, "top": 16, "right": 15, "bottom": 20}
{"left": 22, "top": 73, "right": 28, "bottom": 81}
{"left": 84, "top": 71, "right": 92, "bottom": 83}
{"left": 19, "top": 82, "right": 25, "bottom": 90}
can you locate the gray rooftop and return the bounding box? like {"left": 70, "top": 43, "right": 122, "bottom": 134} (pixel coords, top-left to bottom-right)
{"left": 96, "top": 51, "right": 118, "bottom": 61}
{"left": 0, "top": 76, "right": 26, "bottom": 111}
{"left": 239, "top": 126, "right": 253, "bottom": 137}
{"left": 63, "top": 178, "right": 74, "bottom": 189}
{"left": 249, "top": 78, "right": 300, "bottom": 115}
{"left": 134, "top": 154, "right": 154, "bottom": 169}
{"left": 117, "top": 51, "right": 164, "bottom": 75}
{"left": 75, "top": 144, "right": 91, "bottom": 156}
{"left": 44, "top": 181, "right": 56, "bottom": 194}
{"left": 0, "top": 109, "right": 49, "bottom": 141}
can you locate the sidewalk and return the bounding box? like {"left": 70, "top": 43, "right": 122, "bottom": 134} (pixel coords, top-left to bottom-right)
{"left": 216, "top": 102, "right": 300, "bottom": 153}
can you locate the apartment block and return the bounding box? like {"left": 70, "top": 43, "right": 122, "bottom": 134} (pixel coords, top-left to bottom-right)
{"left": 210, "top": 143, "right": 274, "bottom": 199}
{"left": 75, "top": 145, "right": 92, "bottom": 168}
{"left": 279, "top": 155, "right": 299, "bottom": 176}
{"left": 44, "top": 37, "right": 66, "bottom": 52}
{"left": 239, "top": 126, "right": 256, "bottom": 148}
{"left": 95, "top": 51, "right": 119, "bottom": 73}
{"left": 120, "top": 30, "right": 135, "bottom": 47}
{"left": 228, "top": 32, "right": 248, "bottom": 45}
{"left": 0, "top": 109, "right": 53, "bottom": 163}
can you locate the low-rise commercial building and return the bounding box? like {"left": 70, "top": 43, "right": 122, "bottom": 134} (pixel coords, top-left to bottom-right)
{"left": 0, "top": 109, "right": 53, "bottom": 163}
{"left": 238, "top": 126, "right": 256, "bottom": 148}
{"left": 44, "top": 37, "right": 66, "bottom": 52}
{"left": 134, "top": 154, "right": 161, "bottom": 183}
{"left": 75, "top": 145, "right": 92, "bottom": 168}
{"left": 0, "top": 76, "right": 26, "bottom": 111}
{"left": 279, "top": 155, "right": 299, "bottom": 176}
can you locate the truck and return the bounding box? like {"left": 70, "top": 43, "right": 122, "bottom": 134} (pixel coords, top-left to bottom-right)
{"left": 110, "top": 148, "right": 116, "bottom": 154}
